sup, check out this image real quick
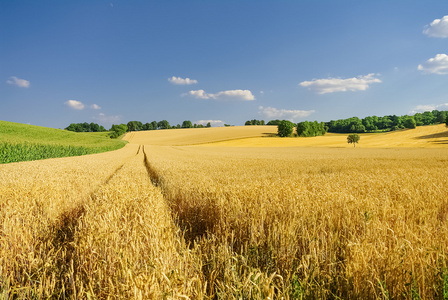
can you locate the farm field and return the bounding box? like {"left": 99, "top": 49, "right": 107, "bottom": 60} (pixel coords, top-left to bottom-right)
{"left": 1, "top": 124, "right": 448, "bottom": 298}
{"left": 123, "top": 125, "right": 278, "bottom": 146}
{"left": 196, "top": 124, "right": 448, "bottom": 148}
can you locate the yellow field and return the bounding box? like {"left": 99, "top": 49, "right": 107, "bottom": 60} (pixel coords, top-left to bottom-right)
{"left": 123, "top": 126, "right": 278, "bottom": 146}
{"left": 192, "top": 124, "right": 448, "bottom": 148}
{"left": 2, "top": 124, "right": 448, "bottom": 298}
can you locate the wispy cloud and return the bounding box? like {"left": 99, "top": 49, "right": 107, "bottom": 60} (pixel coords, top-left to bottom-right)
{"left": 185, "top": 89, "right": 255, "bottom": 101}
{"left": 6, "top": 76, "right": 30, "bottom": 88}
{"left": 423, "top": 15, "right": 448, "bottom": 38}
{"left": 196, "top": 120, "right": 224, "bottom": 126}
{"left": 258, "top": 106, "right": 315, "bottom": 121}
{"left": 65, "top": 100, "right": 85, "bottom": 110}
{"left": 94, "top": 113, "right": 122, "bottom": 126}
{"left": 410, "top": 103, "right": 448, "bottom": 114}
{"left": 418, "top": 54, "right": 448, "bottom": 74}
{"left": 168, "top": 76, "right": 198, "bottom": 85}
{"left": 299, "top": 73, "right": 381, "bottom": 94}
{"left": 91, "top": 104, "right": 101, "bottom": 110}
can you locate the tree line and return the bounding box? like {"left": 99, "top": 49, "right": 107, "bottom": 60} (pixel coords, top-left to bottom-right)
{"left": 277, "top": 120, "right": 327, "bottom": 137}
{"left": 65, "top": 122, "right": 107, "bottom": 132}
{"left": 327, "top": 110, "right": 447, "bottom": 133}
{"left": 66, "top": 120, "right": 214, "bottom": 139}
{"left": 65, "top": 109, "right": 448, "bottom": 139}
{"left": 126, "top": 120, "right": 212, "bottom": 131}
{"left": 277, "top": 110, "right": 448, "bottom": 137}
{"left": 244, "top": 119, "right": 283, "bottom": 126}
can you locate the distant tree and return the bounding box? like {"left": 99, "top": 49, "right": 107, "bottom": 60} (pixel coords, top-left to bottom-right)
{"left": 150, "top": 121, "right": 158, "bottom": 130}
{"left": 347, "top": 133, "right": 360, "bottom": 147}
{"left": 277, "top": 120, "right": 294, "bottom": 137}
{"left": 435, "top": 110, "right": 447, "bottom": 124}
{"left": 176, "top": 124, "right": 181, "bottom": 129}
{"left": 157, "top": 120, "right": 170, "bottom": 130}
{"left": 224, "top": 124, "right": 231, "bottom": 127}
{"left": 65, "top": 123, "right": 81, "bottom": 132}
{"left": 267, "top": 120, "right": 282, "bottom": 126}
{"left": 65, "top": 122, "right": 106, "bottom": 132}
{"left": 414, "top": 113, "right": 424, "bottom": 126}
{"left": 206, "top": 122, "right": 211, "bottom": 128}
{"left": 403, "top": 116, "right": 416, "bottom": 129}
{"left": 142, "top": 122, "right": 153, "bottom": 130}
{"left": 109, "top": 124, "right": 128, "bottom": 138}
{"left": 127, "top": 121, "right": 143, "bottom": 132}
{"left": 182, "top": 120, "right": 193, "bottom": 128}
{"left": 245, "top": 119, "right": 265, "bottom": 125}
{"left": 421, "top": 111, "right": 435, "bottom": 125}
{"left": 89, "top": 122, "right": 100, "bottom": 132}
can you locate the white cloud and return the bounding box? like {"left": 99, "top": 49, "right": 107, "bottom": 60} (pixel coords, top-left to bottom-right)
{"left": 65, "top": 100, "right": 85, "bottom": 110}
{"left": 185, "top": 89, "right": 255, "bottom": 101}
{"left": 187, "top": 89, "right": 210, "bottom": 99}
{"left": 94, "top": 113, "right": 121, "bottom": 126}
{"left": 6, "top": 76, "right": 30, "bottom": 88}
{"left": 418, "top": 54, "right": 448, "bottom": 74}
{"left": 299, "top": 73, "right": 381, "bottom": 94}
{"left": 423, "top": 15, "right": 448, "bottom": 38}
{"left": 196, "top": 120, "right": 224, "bottom": 126}
{"left": 91, "top": 104, "right": 101, "bottom": 110}
{"left": 258, "top": 106, "right": 315, "bottom": 121}
{"left": 168, "top": 76, "right": 198, "bottom": 85}
{"left": 410, "top": 103, "right": 448, "bottom": 114}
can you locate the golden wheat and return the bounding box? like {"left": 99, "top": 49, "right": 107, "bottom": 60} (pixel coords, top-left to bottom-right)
{"left": 143, "top": 145, "right": 448, "bottom": 298}
{"left": 2, "top": 124, "right": 448, "bottom": 299}
{"left": 0, "top": 145, "right": 137, "bottom": 297}
{"left": 123, "top": 126, "right": 278, "bottom": 146}
{"left": 200, "top": 124, "right": 448, "bottom": 148}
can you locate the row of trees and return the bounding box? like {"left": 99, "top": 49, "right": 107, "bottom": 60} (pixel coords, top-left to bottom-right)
{"left": 277, "top": 120, "right": 327, "bottom": 137}
{"left": 126, "top": 120, "right": 212, "bottom": 131}
{"left": 65, "top": 120, "right": 215, "bottom": 139}
{"left": 65, "top": 122, "right": 107, "bottom": 132}
{"left": 327, "top": 110, "right": 447, "bottom": 133}
{"left": 296, "top": 121, "right": 327, "bottom": 137}
{"left": 67, "top": 110, "right": 448, "bottom": 139}
{"left": 245, "top": 119, "right": 265, "bottom": 125}
{"left": 244, "top": 119, "right": 284, "bottom": 126}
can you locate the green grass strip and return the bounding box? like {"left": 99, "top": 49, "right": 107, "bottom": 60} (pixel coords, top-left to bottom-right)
{"left": 0, "top": 142, "right": 119, "bottom": 164}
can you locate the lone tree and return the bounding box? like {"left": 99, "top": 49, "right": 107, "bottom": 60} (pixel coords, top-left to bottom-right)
{"left": 278, "top": 120, "right": 294, "bottom": 137}
{"left": 347, "top": 133, "right": 360, "bottom": 147}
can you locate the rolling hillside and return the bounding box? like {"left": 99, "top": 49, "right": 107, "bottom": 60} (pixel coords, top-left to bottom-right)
{"left": 123, "top": 125, "right": 278, "bottom": 146}
{"left": 0, "top": 120, "right": 126, "bottom": 163}
{"left": 124, "top": 124, "right": 448, "bottom": 148}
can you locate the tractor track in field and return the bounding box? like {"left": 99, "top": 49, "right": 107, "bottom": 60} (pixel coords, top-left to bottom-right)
{"left": 142, "top": 145, "right": 161, "bottom": 186}
{"left": 42, "top": 145, "right": 142, "bottom": 298}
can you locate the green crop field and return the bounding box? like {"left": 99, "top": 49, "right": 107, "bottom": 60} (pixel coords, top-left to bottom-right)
{"left": 0, "top": 120, "right": 126, "bottom": 163}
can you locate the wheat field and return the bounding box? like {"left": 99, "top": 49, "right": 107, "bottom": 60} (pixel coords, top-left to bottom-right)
{"left": 1, "top": 125, "right": 448, "bottom": 298}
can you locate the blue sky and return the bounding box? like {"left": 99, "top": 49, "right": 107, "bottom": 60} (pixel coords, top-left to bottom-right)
{"left": 1, "top": 1, "right": 448, "bottom": 129}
